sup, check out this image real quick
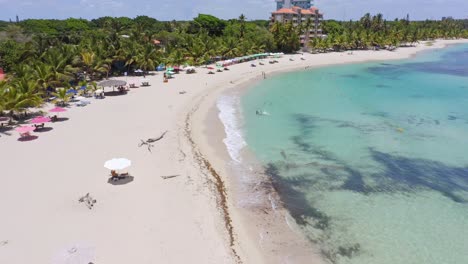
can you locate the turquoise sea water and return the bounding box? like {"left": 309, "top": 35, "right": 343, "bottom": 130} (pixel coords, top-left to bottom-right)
{"left": 237, "top": 45, "right": 468, "bottom": 264}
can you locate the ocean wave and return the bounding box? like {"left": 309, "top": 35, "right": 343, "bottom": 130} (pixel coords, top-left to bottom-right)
{"left": 217, "top": 95, "right": 247, "bottom": 163}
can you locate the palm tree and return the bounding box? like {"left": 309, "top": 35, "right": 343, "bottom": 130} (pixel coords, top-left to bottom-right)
{"left": 221, "top": 37, "right": 240, "bottom": 58}
{"left": 53, "top": 88, "right": 71, "bottom": 106}
{"left": 239, "top": 14, "right": 247, "bottom": 39}
{"left": 303, "top": 17, "right": 313, "bottom": 51}
{"left": 0, "top": 81, "right": 8, "bottom": 114}
{"left": 33, "top": 63, "right": 53, "bottom": 92}
{"left": 135, "top": 44, "right": 159, "bottom": 71}
{"left": 41, "top": 48, "right": 75, "bottom": 87}
{"left": 3, "top": 78, "right": 43, "bottom": 119}
{"left": 80, "top": 51, "right": 96, "bottom": 80}
{"left": 360, "top": 13, "right": 372, "bottom": 30}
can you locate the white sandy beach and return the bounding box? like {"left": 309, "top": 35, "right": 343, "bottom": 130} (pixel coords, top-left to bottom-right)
{"left": 1, "top": 39, "right": 467, "bottom": 264}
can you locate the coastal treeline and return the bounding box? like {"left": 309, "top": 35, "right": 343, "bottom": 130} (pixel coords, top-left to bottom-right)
{"left": 0, "top": 13, "right": 467, "bottom": 118}
{"left": 310, "top": 14, "right": 468, "bottom": 51}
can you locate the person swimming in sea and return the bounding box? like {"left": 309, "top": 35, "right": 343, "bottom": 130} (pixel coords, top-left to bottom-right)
{"left": 256, "top": 110, "right": 270, "bottom": 116}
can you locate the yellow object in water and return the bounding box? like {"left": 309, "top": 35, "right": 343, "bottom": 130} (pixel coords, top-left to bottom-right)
{"left": 397, "top": 128, "right": 404, "bottom": 133}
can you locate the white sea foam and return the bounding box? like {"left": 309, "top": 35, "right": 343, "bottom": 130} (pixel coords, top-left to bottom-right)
{"left": 217, "top": 95, "right": 246, "bottom": 164}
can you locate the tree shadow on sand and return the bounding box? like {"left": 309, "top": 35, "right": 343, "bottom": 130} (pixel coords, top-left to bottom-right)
{"left": 0, "top": 126, "right": 14, "bottom": 137}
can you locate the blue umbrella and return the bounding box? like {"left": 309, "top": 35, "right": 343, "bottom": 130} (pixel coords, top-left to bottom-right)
{"left": 79, "top": 86, "right": 87, "bottom": 90}
{"left": 66, "top": 89, "right": 78, "bottom": 95}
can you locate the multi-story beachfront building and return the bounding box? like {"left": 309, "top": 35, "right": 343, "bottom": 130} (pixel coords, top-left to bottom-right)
{"left": 271, "top": 5, "right": 323, "bottom": 48}
{"left": 276, "top": 0, "right": 313, "bottom": 10}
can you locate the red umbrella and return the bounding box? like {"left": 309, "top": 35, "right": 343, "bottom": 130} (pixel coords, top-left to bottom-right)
{"left": 49, "top": 107, "right": 67, "bottom": 113}
{"left": 30, "top": 116, "right": 51, "bottom": 124}
{"left": 207, "top": 67, "right": 214, "bottom": 70}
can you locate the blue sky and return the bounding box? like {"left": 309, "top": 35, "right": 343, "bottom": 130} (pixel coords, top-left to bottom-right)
{"left": 0, "top": 0, "right": 467, "bottom": 21}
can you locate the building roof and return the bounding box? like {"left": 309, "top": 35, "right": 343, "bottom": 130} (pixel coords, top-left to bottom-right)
{"left": 272, "top": 6, "right": 321, "bottom": 15}
{"left": 272, "top": 8, "right": 297, "bottom": 14}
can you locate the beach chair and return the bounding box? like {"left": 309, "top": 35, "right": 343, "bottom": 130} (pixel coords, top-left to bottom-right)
{"left": 110, "top": 170, "right": 129, "bottom": 181}
{"left": 34, "top": 123, "right": 45, "bottom": 131}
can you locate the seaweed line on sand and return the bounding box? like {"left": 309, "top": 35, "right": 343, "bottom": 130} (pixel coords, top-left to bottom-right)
{"left": 183, "top": 95, "right": 242, "bottom": 264}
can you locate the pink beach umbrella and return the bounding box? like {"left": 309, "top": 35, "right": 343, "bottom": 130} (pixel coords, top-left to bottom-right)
{"left": 15, "top": 126, "right": 35, "bottom": 133}
{"left": 30, "top": 116, "right": 51, "bottom": 124}
{"left": 49, "top": 107, "right": 67, "bottom": 113}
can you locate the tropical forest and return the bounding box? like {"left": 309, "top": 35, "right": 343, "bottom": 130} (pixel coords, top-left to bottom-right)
{"left": 0, "top": 13, "right": 467, "bottom": 118}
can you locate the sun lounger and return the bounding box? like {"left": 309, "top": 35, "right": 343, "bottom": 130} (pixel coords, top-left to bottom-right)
{"left": 110, "top": 170, "right": 129, "bottom": 181}
{"left": 34, "top": 123, "right": 45, "bottom": 130}
{"left": 76, "top": 100, "right": 90, "bottom": 107}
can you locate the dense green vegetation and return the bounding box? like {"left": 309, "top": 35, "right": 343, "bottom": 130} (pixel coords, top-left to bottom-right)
{"left": 0, "top": 13, "right": 467, "bottom": 119}
{"left": 311, "top": 14, "right": 468, "bottom": 51}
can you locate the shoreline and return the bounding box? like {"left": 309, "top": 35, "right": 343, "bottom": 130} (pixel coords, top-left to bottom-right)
{"left": 187, "top": 39, "right": 468, "bottom": 263}
{"left": 0, "top": 39, "right": 467, "bottom": 264}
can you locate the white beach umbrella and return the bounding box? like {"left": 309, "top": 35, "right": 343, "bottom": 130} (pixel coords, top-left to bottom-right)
{"left": 52, "top": 243, "right": 95, "bottom": 264}
{"left": 95, "top": 89, "right": 103, "bottom": 94}
{"left": 140, "top": 78, "right": 150, "bottom": 83}
{"left": 104, "top": 158, "right": 132, "bottom": 170}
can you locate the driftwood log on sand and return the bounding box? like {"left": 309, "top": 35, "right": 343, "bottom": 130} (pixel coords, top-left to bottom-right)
{"left": 138, "top": 131, "right": 168, "bottom": 152}
{"left": 78, "top": 193, "right": 97, "bottom": 209}
{"left": 160, "top": 174, "right": 180, "bottom": 180}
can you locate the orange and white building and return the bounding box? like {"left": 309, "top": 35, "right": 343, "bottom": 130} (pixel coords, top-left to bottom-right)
{"left": 271, "top": 5, "right": 324, "bottom": 46}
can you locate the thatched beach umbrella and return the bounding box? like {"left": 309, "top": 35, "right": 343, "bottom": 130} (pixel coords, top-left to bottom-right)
{"left": 98, "top": 80, "right": 126, "bottom": 87}
{"left": 98, "top": 80, "right": 127, "bottom": 92}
